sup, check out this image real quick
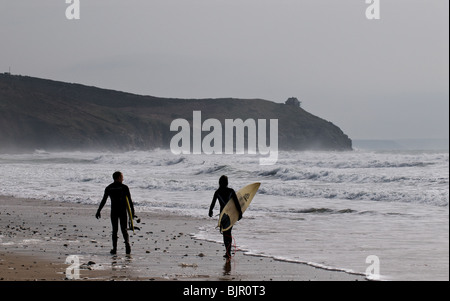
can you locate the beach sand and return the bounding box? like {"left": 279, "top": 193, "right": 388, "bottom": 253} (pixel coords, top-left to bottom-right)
{"left": 0, "top": 196, "right": 366, "bottom": 281}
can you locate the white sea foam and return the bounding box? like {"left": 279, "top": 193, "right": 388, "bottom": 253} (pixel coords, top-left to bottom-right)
{"left": 0, "top": 149, "right": 448, "bottom": 280}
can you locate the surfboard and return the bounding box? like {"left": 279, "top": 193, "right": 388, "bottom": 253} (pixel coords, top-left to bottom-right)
{"left": 125, "top": 196, "right": 134, "bottom": 234}
{"left": 218, "top": 183, "right": 261, "bottom": 232}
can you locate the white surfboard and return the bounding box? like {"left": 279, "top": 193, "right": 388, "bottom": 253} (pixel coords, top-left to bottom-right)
{"left": 218, "top": 183, "right": 261, "bottom": 232}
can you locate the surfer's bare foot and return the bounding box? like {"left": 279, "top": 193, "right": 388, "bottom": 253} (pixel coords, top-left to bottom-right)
{"left": 110, "top": 248, "right": 117, "bottom": 255}
{"left": 126, "top": 244, "right": 131, "bottom": 255}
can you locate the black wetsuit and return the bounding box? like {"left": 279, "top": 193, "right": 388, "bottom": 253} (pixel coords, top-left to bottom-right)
{"left": 210, "top": 187, "right": 242, "bottom": 257}
{"left": 97, "top": 182, "right": 134, "bottom": 250}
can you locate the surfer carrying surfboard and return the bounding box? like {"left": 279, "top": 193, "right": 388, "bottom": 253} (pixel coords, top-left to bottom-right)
{"left": 209, "top": 175, "right": 243, "bottom": 259}
{"left": 96, "top": 171, "right": 135, "bottom": 255}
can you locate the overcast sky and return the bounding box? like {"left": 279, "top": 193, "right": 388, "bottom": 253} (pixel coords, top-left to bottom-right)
{"left": 1, "top": 0, "right": 448, "bottom": 140}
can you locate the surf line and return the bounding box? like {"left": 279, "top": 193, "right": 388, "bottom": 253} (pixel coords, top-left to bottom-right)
{"left": 170, "top": 111, "right": 278, "bottom": 165}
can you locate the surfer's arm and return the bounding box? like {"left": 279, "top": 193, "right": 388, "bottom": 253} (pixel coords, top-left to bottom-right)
{"left": 209, "top": 192, "right": 218, "bottom": 217}
{"left": 231, "top": 191, "right": 243, "bottom": 220}
{"left": 96, "top": 188, "right": 109, "bottom": 218}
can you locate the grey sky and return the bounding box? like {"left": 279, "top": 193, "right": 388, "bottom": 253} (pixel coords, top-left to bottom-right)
{"left": 1, "top": 0, "right": 448, "bottom": 140}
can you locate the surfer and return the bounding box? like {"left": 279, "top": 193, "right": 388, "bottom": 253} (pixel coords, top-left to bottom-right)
{"left": 209, "top": 175, "right": 243, "bottom": 259}
{"left": 96, "top": 171, "right": 135, "bottom": 255}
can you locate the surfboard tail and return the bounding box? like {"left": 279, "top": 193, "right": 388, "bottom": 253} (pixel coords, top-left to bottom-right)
{"left": 220, "top": 213, "right": 232, "bottom": 233}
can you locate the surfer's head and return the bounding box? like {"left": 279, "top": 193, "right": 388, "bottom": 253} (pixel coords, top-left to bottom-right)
{"left": 219, "top": 175, "right": 228, "bottom": 188}
{"left": 113, "top": 171, "right": 123, "bottom": 183}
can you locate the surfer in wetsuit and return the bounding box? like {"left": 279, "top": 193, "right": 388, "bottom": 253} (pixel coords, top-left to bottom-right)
{"left": 209, "top": 175, "right": 242, "bottom": 259}
{"left": 96, "top": 171, "right": 135, "bottom": 255}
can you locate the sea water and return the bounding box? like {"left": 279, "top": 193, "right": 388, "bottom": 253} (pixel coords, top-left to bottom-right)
{"left": 0, "top": 149, "right": 448, "bottom": 280}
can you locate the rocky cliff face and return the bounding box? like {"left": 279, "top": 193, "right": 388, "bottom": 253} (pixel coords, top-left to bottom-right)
{"left": 0, "top": 74, "right": 352, "bottom": 152}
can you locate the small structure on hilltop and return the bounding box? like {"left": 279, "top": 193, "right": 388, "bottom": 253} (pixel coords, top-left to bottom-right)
{"left": 285, "top": 97, "right": 301, "bottom": 107}
{"left": 4, "top": 66, "right": 11, "bottom": 75}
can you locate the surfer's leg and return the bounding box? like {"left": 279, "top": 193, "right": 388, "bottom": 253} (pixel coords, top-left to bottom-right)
{"left": 119, "top": 211, "right": 130, "bottom": 254}
{"left": 110, "top": 212, "right": 119, "bottom": 254}
{"left": 223, "top": 228, "right": 233, "bottom": 258}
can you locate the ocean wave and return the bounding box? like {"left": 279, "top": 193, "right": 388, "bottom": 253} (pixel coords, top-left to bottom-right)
{"left": 1, "top": 150, "right": 448, "bottom": 208}
{"left": 163, "top": 157, "right": 186, "bottom": 166}
{"left": 92, "top": 154, "right": 150, "bottom": 165}
{"left": 365, "top": 161, "right": 435, "bottom": 169}
{"left": 256, "top": 167, "right": 436, "bottom": 187}
{"left": 247, "top": 205, "right": 358, "bottom": 216}
{"left": 194, "top": 164, "right": 232, "bottom": 175}
{"left": 258, "top": 184, "right": 449, "bottom": 207}
{"left": 293, "top": 208, "right": 357, "bottom": 214}
{"left": 258, "top": 168, "right": 331, "bottom": 181}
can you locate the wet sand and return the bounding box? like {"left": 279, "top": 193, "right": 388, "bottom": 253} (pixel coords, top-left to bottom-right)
{"left": 0, "top": 196, "right": 367, "bottom": 281}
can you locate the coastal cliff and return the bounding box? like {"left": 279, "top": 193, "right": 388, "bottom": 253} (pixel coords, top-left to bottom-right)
{"left": 0, "top": 74, "right": 352, "bottom": 152}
